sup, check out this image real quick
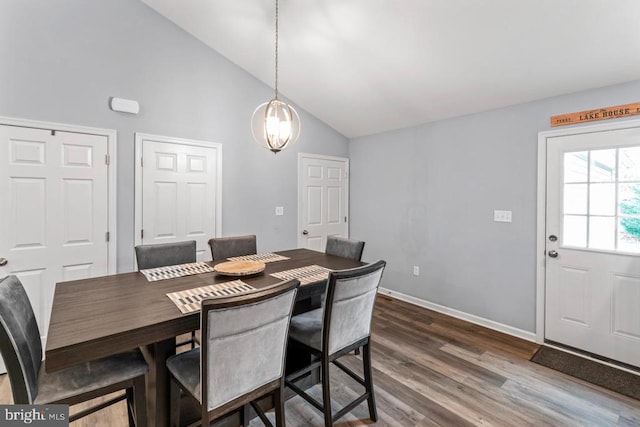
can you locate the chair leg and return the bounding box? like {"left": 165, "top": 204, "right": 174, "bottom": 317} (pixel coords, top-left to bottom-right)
{"left": 170, "top": 378, "right": 181, "bottom": 427}
{"left": 322, "top": 356, "right": 333, "bottom": 427}
{"left": 274, "top": 384, "right": 285, "bottom": 427}
{"left": 362, "top": 343, "right": 377, "bottom": 422}
{"left": 240, "top": 404, "right": 250, "bottom": 427}
{"left": 126, "top": 388, "right": 136, "bottom": 427}
{"left": 133, "top": 376, "right": 147, "bottom": 427}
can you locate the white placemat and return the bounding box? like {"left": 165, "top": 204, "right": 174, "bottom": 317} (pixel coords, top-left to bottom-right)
{"left": 166, "top": 280, "right": 256, "bottom": 314}
{"left": 140, "top": 262, "right": 215, "bottom": 282}
{"left": 227, "top": 252, "right": 290, "bottom": 263}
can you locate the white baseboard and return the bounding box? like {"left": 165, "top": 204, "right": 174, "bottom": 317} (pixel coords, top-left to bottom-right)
{"left": 378, "top": 287, "right": 537, "bottom": 342}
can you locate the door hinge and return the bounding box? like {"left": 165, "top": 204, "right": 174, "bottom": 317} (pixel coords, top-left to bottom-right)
{"left": 105, "top": 231, "right": 110, "bottom": 242}
{"left": 140, "top": 157, "right": 144, "bottom": 167}
{"left": 105, "top": 154, "right": 110, "bottom": 166}
{"left": 141, "top": 229, "right": 144, "bottom": 239}
{"left": 345, "top": 216, "right": 348, "bottom": 223}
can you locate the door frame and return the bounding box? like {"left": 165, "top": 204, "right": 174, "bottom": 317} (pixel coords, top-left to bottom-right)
{"left": 0, "top": 115, "right": 118, "bottom": 274}
{"left": 133, "top": 133, "right": 222, "bottom": 264}
{"left": 536, "top": 118, "right": 640, "bottom": 344}
{"left": 297, "top": 153, "right": 350, "bottom": 248}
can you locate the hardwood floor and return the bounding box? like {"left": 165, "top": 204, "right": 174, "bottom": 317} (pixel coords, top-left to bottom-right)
{"left": 2, "top": 295, "right": 638, "bottom": 426}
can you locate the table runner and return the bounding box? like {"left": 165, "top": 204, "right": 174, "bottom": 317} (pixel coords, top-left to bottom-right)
{"left": 227, "top": 252, "right": 290, "bottom": 263}
{"left": 166, "top": 280, "right": 256, "bottom": 314}
{"left": 140, "top": 262, "right": 215, "bottom": 282}
{"left": 270, "top": 264, "right": 331, "bottom": 285}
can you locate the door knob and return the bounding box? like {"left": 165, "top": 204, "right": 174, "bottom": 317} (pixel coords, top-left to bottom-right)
{"left": 548, "top": 250, "right": 558, "bottom": 258}
{"left": 0, "top": 257, "right": 7, "bottom": 266}
{"left": 302, "top": 230, "right": 309, "bottom": 235}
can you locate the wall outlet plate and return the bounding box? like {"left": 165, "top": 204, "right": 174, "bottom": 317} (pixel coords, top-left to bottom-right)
{"left": 494, "top": 210, "right": 512, "bottom": 223}
{"left": 275, "top": 206, "right": 284, "bottom": 216}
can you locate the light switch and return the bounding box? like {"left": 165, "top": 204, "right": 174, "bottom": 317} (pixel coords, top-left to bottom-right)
{"left": 494, "top": 210, "right": 512, "bottom": 223}
{"left": 275, "top": 206, "right": 284, "bottom": 216}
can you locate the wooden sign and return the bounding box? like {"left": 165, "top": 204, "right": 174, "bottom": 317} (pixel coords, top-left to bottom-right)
{"left": 551, "top": 102, "right": 640, "bottom": 127}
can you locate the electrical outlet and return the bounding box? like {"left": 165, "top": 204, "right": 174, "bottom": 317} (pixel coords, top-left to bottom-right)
{"left": 413, "top": 266, "right": 420, "bottom": 276}
{"left": 494, "top": 210, "right": 512, "bottom": 223}
{"left": 275, "top": 206, "right": 284, "bottom": 216}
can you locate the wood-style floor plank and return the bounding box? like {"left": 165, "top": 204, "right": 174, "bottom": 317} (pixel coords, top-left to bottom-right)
{"left": 2, "top": 295, "right": 639, "bottom": 426}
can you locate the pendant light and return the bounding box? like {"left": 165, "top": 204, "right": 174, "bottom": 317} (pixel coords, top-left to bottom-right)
{"left": 251, "top": 0, "right": 300, "bottom": 153}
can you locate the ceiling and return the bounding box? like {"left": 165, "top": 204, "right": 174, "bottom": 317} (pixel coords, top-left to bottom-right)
{"left": 141, "top": 0, "right": 640, "bottom": 138}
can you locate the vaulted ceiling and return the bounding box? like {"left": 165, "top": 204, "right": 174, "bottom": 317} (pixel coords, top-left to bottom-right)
{"left": 141, "top": 0, "right": 640, "bottom": 138}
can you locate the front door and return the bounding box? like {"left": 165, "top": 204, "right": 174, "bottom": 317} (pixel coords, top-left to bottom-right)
{"left": 545, "top": 126, "right": 640, "bottom": 367}
{"left": 0, "top": 124, "right": 111, "bottom": 371}
{"left": 298, "top": 154, "right": 349, "bottom": 251}
{"left": 135, "top": 134, "right": 221, "bottom": 262}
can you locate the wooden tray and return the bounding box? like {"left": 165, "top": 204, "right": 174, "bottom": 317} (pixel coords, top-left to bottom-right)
{"left": 213, "top": 260, "right": 265, "bottom": 276}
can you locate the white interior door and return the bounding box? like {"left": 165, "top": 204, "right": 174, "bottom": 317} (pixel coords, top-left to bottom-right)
{"left": 136, "top": 134, "right": 221, "bottom": 262}
{"left": 298, "top": 154, "right": 349, "bottom": 251}
{"left": 0, "top": 124, "right": 111, "bottom": 370}
{"left": 545, "top": 127, "right": 640, "bottom": 367}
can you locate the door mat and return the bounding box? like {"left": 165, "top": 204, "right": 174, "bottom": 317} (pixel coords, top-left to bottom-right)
{"left": 531, "top": 346, "right": 640, "bottom": 401}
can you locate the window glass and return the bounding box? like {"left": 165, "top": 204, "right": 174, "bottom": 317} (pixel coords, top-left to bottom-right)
{"left": 589, "top": 183, "right": 615, "bottom": 216}
{"left": 562, "top": 147, "right": 640, "bottom": 252}
{"left": 589, "top": 216, "right": 615, "bottom": 250}
{"left": 564, "top": 152, "right": 588, "bottom": 183}
{"left": 563, "top": 215, "right": 587, "bottom": 247}
{"left": 564, "top": 184, "right": 587, "bottom": 215}
{"left": 619, "top": 147, "right": 640, "bottom": 181}
{"left": 590, "top": 149, "right": 616, "bottom": 182}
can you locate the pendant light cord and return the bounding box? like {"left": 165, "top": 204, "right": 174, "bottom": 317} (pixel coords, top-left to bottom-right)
{"left": 274, "top": 0, "right": 279, "bottom": 99}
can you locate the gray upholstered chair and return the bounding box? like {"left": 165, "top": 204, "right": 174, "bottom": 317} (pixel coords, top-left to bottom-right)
{"left": 208, "top": 234, "right": 257, "bottom": 260}
{"left": 134, "top": 240, "right": 197, "bottom": 270}
{"left": 286, "top": 260, "right": 386, "bottom": 427}
{"left": 135, "top": 240, "right": 198, "bottom": 348}
{"left": 166, "top": 279, "right": 300, "bottom": 427}
{"left": 325, "top": 236, "right": 365, "bottom": 261}
{"left": 0, "top": 275, "right": 148, "bottom": 425}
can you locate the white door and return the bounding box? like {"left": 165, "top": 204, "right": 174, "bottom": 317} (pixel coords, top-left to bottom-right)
{"left": 0, "top": 125, "right": 110, "bottom": 370}
{"left": 136, "top": 134, "right": 221, "bottom": 262}
{"left": 545, "top": 127, "right": 640, "bottom": 367}
{"left": 298, "top": 154, "right": 349, "bottom": 251}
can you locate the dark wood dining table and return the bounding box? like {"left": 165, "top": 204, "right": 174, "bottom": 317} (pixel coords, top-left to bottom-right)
{"left": 45, "top": 248, "right": 363, "bottom": 427}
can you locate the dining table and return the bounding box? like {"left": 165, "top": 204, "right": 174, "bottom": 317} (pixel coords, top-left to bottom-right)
{"left": 45, "top": 248, "right": 364, "bottom": 427}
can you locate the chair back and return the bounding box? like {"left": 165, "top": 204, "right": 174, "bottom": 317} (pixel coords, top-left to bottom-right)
{"left": 200, "top": 279, "right": 299, "bottom": 412}
{"left": 0, "top": 275, "right": 42, "bottom": 403}
{"left": 135, "top": 240, "right": 196, "bottom": 270}
{"left": 208, "top": 235, "right": 257, "bottom": 260}
{"left": 325, "top": 236, "right": 365, "bottom": 261}
{"left": 323, "top": 260, "right": 386, "bottom": 355}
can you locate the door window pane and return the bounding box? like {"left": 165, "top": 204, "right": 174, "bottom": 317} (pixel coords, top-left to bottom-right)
{"left": 618, "top": 218, "right": 640, "bottom": 253}
{"left": 619, "top": 183, "right": 640, "bottom": 216}
{"left": 619, "top": 147, "right": 640, "bottom": 181}
{"left": 619, "top": 182, "right": 640, "bottom": 253}
{"left": 589, "top": 217, "right": 615, "bottom": 250}
{"left": 589, "top": 183, "right": 615, "bottom": 216}
{"left": 560, "top": 146, "right": 640, "bottom": 253}
{"left": 563, "top": 215, "right": 587, "bottom": 247}
{"left": 564, "top": 184, "right": 588, "bottom": 215}
{"left": 590, "top": 149, "right": 616, "bottom": 182}
{"left": 564, "top": 152, "right": 588, "bottom": 183}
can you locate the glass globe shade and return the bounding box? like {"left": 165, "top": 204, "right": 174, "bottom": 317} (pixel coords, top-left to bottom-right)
{"left": 251, "top": 99, "right": 300, "bottom": 153}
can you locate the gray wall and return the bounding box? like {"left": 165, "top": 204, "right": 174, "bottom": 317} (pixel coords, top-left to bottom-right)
{"left": 350, "top": 79, "right": 640, "bottom": 333}
{"left": 0, "top": 0, "right": 349, "bottom": 272}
